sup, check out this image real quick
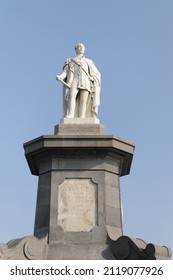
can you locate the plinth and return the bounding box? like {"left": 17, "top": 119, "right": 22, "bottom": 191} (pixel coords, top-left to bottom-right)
{"left": 0, "top": 120, "right": 171, "bottom": 260}
{"left": 23, "top": 121, "right": 134, "bottom": 259}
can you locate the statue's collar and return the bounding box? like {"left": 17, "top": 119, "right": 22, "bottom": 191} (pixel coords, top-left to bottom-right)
{"left": 75, "top": 54, "right": 84, "bottom": 59}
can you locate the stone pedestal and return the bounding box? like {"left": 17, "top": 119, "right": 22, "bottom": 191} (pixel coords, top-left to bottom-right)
{"left": 23, "top": 123, "right": 134, "bottom": 259}
{"left": 0, "top": 123, "right": 171, "bottom": 260}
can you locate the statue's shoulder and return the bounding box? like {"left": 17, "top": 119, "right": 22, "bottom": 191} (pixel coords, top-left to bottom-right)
{"left": 64, "top": 57, "right": 72, "bottom": 65}
{"left": 84, "top": 57, "right": 96, "bottom": 67}
{"left": 83, "top": 57, "right": 91, "bottom": 62}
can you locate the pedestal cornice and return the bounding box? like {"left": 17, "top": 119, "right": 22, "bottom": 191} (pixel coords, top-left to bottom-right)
{"left": 24, "top": 134, "right": 135, "bottom": 177}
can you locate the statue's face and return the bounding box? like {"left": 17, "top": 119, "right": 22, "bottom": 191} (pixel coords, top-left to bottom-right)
{"left": 75, "top": 43, "right": 85, "bottom": 55}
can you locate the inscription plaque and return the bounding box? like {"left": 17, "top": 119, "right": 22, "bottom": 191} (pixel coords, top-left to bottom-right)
{"left": 58, "top": 179, "right": 96, "bottom": 232}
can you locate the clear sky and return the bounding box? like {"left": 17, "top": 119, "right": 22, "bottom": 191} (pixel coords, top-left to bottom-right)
{"left": 0, "top": 0, "right": 172, "bottom": 257}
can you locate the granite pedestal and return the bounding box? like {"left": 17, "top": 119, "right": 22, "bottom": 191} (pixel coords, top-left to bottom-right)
{"left": 0, "top": 122, "right": 171, "bottom": 260}
{"left": 23, "top": 123, "right": 134, "bottom": 259}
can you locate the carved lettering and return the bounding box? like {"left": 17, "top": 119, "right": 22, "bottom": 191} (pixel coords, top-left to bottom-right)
{"left": 58, "top": 179, "right": 96, "bottom": 232}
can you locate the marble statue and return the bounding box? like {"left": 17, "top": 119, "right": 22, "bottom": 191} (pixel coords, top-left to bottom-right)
{"left": 56, "top": 43, "right": 101, "bottom": 119}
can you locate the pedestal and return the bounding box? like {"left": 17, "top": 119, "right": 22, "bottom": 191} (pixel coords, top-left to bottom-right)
{"left": 23, "top": 123, "right": 134, "bottom": 259}
{"left": 0, "top": 123, "right": 171, "bottom": 260}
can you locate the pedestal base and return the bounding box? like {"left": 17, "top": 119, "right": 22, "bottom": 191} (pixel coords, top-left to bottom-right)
{"left": 0, "top": 235, "right": 171, "bottom": 260}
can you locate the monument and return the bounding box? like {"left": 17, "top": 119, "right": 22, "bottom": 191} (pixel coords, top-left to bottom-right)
{"left": 0, "top": 44, "right": 171, "bottom": 260}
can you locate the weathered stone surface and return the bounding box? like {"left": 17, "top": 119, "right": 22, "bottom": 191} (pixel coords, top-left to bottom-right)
{"left": 0, "top": 123, "right": 171, "bottom": 260}
{"left": 22, "top": 130, "right": 134, "bottom": 259}
{"left": 112, "top": 236, "right": 172, "bottom": 260}
{"left": 60, "top": 117, "right": 100, "bottom": 125}
{"left": 54, "top": 123, "right": 104, "bottom": 135}
{"left": 58, "top": 179, "right": 96, "bottom": 232}
{"left": 0, "top": 236, "right": 47, "bottom": 260}
{"left": 0, "top": 234, "right": 171, "bottom": 260}
{"left": 46, "top": 243, "right": 110, "bottom": 260}
{"left": 24, "top": 134, "right": 135, "bottom": 177}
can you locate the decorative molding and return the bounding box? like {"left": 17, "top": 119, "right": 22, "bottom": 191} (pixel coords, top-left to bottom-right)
{"left": 110, "top": 235, "right": 171, "bottom": 260}
{"left": 112, "top": 235, "right": 155, "bottom": 260}
{"left": 0, "top": 235, "right": 47, "bottom": 260}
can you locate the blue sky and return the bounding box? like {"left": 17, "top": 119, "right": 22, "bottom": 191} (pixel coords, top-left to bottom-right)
{"left": 0, "top": 0, "right": 173, "bottom": 257}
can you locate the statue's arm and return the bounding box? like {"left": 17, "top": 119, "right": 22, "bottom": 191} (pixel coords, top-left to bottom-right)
{"left": 56, "top": 59, "right": 70, "bottom": 81}
{"left": 56, "top": 70, "right": 67, "bottom": 81}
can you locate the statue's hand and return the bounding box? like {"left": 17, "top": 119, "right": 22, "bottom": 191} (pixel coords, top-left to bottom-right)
{"left": 56, "top": 75, "right": 62, "bottom": 81}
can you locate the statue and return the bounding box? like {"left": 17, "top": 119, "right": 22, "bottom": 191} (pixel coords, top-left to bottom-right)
{"left": 56, "top": 43, "right": 101, "bottom": 119}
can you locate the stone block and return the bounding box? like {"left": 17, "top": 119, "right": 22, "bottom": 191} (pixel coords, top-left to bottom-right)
{"left": 54, "top": 123, "right": 105, "bottom": 135}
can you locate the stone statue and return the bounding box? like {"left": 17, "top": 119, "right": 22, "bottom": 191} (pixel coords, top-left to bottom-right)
{"left": 56, "top": 43, "right": 101, "bottom": 119}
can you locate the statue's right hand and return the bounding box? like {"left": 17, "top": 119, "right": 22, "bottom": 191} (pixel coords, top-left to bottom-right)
{"left": 56, "top": 75, "right": 61, "bottom": 81}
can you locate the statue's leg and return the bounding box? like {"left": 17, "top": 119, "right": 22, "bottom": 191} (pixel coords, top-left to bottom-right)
{"left": 78, "top": 90, "right": 89, "bottom": 118}
{"left": 67, "top": 87, "right": 78, "bottom": 118}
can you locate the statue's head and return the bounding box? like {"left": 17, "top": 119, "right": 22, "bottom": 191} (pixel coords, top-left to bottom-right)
{"left": 75, "top": 43, "right": 85, "bottom": 54}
